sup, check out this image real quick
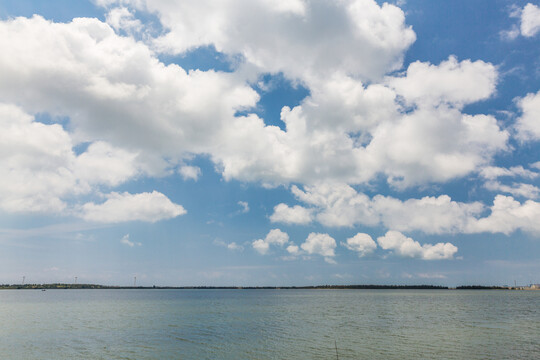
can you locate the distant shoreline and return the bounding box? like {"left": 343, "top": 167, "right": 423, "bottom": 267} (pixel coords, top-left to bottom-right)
{"left": 1, "top": 284, "right": 538, "bottom": 290}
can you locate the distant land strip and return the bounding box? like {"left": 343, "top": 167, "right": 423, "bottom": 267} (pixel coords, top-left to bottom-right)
{"left": 1, "top": 284, "right": 538, "bottom": 290}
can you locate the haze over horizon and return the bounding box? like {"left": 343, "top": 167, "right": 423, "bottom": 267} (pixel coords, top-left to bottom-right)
{"left": 1, "top": 0, "right": 539, "bottom": 287}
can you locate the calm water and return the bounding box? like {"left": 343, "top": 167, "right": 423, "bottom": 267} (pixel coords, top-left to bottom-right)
{"left": 0, "top": 289, "right": 538, "bottom": 359}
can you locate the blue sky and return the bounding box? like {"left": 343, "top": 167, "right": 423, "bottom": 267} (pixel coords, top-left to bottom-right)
{"left": 0, "top": 0, "right": 539, "bottom": 287}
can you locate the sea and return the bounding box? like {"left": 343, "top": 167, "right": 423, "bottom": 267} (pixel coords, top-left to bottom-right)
{"left": 0, "top": 289, "right": 538, "bottom": 359}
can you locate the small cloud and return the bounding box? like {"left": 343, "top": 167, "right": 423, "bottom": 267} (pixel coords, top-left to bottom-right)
{"left": 213, "top": 238, "right": 243, "bottom": 251}
{"left": 484, "top": 181, "right": 540, "bottom": 200}
{"left": 342, "top": 233, "right": 377, "bottom": 257}
{"left": 81, "top": 191, "right": 186, "bottom": 223}
{"left": 417, "top": 272, "right": 447, "bottom": 279}
{"left": 286, "top": 244, "right": 300, "bottom": 255}
{"left": 499, "top": 25, "right": 520, "bottom": 41}
{"left": 301, "top": 232, "right": 337, "bottom": 263}
{"left": 106, "top": 7, "right": 143, "bottom": 35}
{"left": 227, "top": 242, "right": 243, "bottom": 251}
{"left": 238, "top": 201, "right": 249, "bottom": 213}
{"left": 377, "top": 231, "right": 458, "bottom": 260}
{"left": 120, "top": 234, "right": 141, "bottom": 247}
{"left": 270, "top": 203, "right": 312, "bottom": 225}
{"left": 521, "top": 3, "right": 540, "bottom": 37}
{"left": 252, "top": 239, "right": 270, "bottom": 254}
{"left": 179, "top": 165, "right": 201, "bottom": 181}
{"left": 252, "top": 229, "right": 290, "bottom": 255}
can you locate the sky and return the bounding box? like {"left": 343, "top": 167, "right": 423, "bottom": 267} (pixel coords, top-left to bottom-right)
{"left": 0, "top": 0, "right": 539, "bottom": 287}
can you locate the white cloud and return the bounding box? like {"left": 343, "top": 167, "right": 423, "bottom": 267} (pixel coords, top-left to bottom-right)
{"left": 74, "top": 141, "right": 141, "bottom": 189}
{"left": 301, "top": 233, "right": 337, "bottom": 262}
{"left": 291, "top": 183, "right": 483, "bottom": 234}
{"left": 252, "top": 228, "right": 290, "bottom": 254}
{"left": 0, "top": 103, "right": 144, "bottom": 213}
{"left": 119, "top": 0, "right": 415, "bottom": 83}
{"left": 179, "top": 166, "right": 201, "bottom": 181}
{"left": 270, "top": 203, "right": 312, "bottom": 225}
{"left": 0, "top": 104, "right": 75, "bottom": 212}
{"left": 515, "top": 90, "right": 540, "bottom": 141}
{"left": 520, "top": 3, "right": 540, "bottom": 37}
{"left": 288, "top": 183, "right": 540, "bottom": 235}
{"left": 484, "top": 181, "right": 540, "bottom": 200}
{"left": 292, "top": 183, "right": 379, "bottom": 228}
{"left": 252, "top": 239, "right": 269, "bottom": 255}
{"left": 106, "top": 7, "right": 142, "bottom": 34}
{"left": 373, "top": 194, "right": 484, "bottom": 234}
{"left": 470, "top": 195, "right": 540, "bottom": 235}
{"left": 480, "top": 165, "right": 538, "bottom": 180}
{"left": 377, "top": 231, "right": 458, "bottom": 260}
{"left": 0, "top": 13, "right": 507, "bottom": 191}
{"left": 388, "top": 56, "right": 497, "bottom": 107}
{"left": 227, "top": 242, "right": 243, "bottom": 251}
{"left": 80, "top": 191, "right": 186, "bottom": 223}
{"left": 500, "top": 25, "right": 520, "bottom": 41}
{"left": 0, "top": 15, "right": 259, "bottom": 172}
{"left": 265, "top": 228, "right": 289, "bottom": 246}
{"left": 237, "top": 201, "right": 249, "bottom": 213}
{"left": 364, "top": 106, "right": 508, "bottom": 188}
{"left": 286, "top": 244, "right": 300, "bottom": 255}
{"left": 214, "top": 238, "right": 244, "bottom": 251}
{"left": 342, "top": 233, "right": 377, "bottom": 257}
{"left": 416, "top": 273, "right": 447, "bottom": 279}
{"left": 120, "top": 234, "right": 141, "bottom": 247}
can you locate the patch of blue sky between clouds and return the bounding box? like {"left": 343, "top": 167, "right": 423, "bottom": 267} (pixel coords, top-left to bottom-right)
{"left": 238, "top": 73, "right": 310, "bottom": 130}
{"left": 0, "top": 0, "right": 105, "bottom": 22}
{"left": 158, "top": 45, "right": 240, "bottom": 73}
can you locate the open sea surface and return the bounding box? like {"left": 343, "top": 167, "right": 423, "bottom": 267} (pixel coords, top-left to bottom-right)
{"left": 0, "top": 289, "right": 538, "bottom": 359}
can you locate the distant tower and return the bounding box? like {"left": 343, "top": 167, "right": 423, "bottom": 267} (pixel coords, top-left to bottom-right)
{"left": 134, "top": 276, "right": 137, "bottom": 287}
{"left": 75, "top": 276, "right": 78, "bottom": 284}
{"left": 22, "top": 276, "right": 25, "bottom": 285}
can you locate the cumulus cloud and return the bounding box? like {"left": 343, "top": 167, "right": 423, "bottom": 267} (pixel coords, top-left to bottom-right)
{"left": 0, "top": 103, "right": 145, "bottom": 213}
{"left": 388, "top": 56, "right": 497, "bottom": 107}
{"left": 342, "top": 233, "right": 377, "bottom": 257}
{"left": 520, "top": 3, "right": 540, "bottom": 37}
{"left": 105, "top": 7, "right": 142, "bottom": 35}
{"left": 252, "top": 228, "right": 289, "bottom": 254}
{"left": 0, "top": 103, "right": 75, "bottom": 212}
{"left": 484, "top": 181, "right": 540, "bottom": 200}
{"left": 288, "top": 183, "right": 540, "bottom": 235}
{"left": 270, "top": 203, "right": 313, "bottom": 225}
{"left": 480, "top": 165, "right": 538, "bottom": 180}
{"left": 377, "top": 231, "right": 458, "bottom": 260}
{"left": 111, "top": 0, "right": 415, "bottom": 83}
{"left": 515, "top": 90, "right": 540, "bottom": 141}
{"left": 286, "top": 244, "right": 300, "bottom": 255}
{"left": 364, "top": 106, "right": 508, "bottom": 188}
{"left": 471, "top": 195, "right": 540, "bottom": 235}
{"left": 0, "top": 15, "right": 259, "bottom": 170}
{"left": 0, "top": 9, "right": 509, "bottom": 193}
{"left": 301, "top": 233, "right": 337, "bottom": 263}
{"left": 74, "top": 141, "right": 141, "bottom": 189}
{"left": 291, "top": 183, "right": 483, "bottom": 234}
{"left": 80, "top": 191, "right": 186, "bottom": 223}
{"left": 179, "top": 166, "right": 201, "bottom": 181}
